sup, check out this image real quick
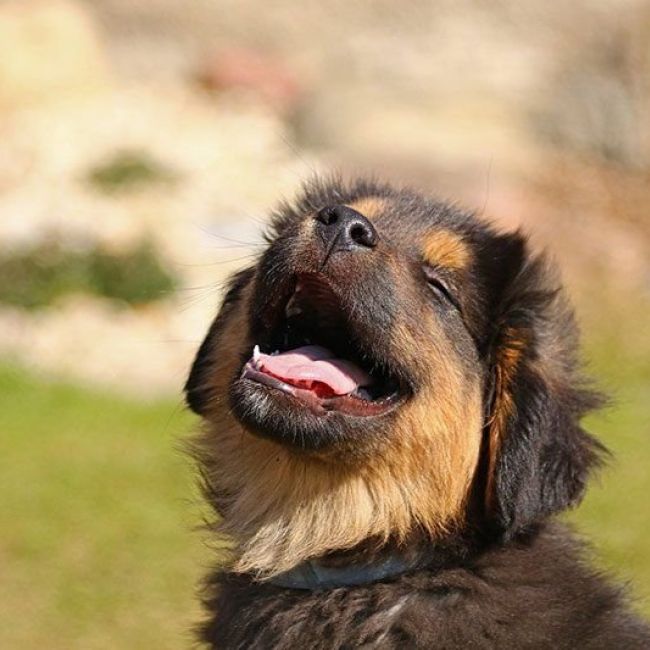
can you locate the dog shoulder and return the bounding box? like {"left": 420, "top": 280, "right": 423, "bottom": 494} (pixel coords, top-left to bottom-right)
{"left": 200, "top": 525, "right": 650, "bottom": 649}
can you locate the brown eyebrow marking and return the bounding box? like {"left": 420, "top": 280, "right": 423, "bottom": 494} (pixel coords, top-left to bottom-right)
{"left": 346, "top": 197, "right": 387, "bottom": 220}
{"left": 423, "top": 230, "right": 471, "bottom": 270}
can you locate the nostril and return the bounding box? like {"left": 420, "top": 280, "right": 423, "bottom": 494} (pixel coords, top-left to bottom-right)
{"left": 315, "top": 206, "right": 338, "bottom": 226}
{"left": 350, "top": 224, "right": 366, "bottom": 243}
{"left": 349, "top": 221, "right": 377, "bottom": 248}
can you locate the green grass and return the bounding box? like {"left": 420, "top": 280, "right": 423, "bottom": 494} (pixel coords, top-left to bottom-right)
{"left": 569, "top": 310, "right": 650, "bottom": 617}
{"left": 0, "top": 310, "right": 648, "bottom": 648}
{"left": 0, "top": 366, "right": 205, "bottom": 649}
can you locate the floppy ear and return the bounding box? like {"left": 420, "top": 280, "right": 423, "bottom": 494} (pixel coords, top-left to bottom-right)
{"left": 483, "top": 233, "right": 606, "bottom": 536}
{"left": 185, "top": 267, "right": 255, "bottom": 415}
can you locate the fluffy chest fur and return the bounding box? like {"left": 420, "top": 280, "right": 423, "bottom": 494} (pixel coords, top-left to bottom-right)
{"left": 199, "top": 526, "right": 650, "bottom": 650}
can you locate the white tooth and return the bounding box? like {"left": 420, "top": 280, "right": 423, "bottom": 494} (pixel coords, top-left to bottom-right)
{"left": 272, "top": 349, "right": 279, "bottom": 356}
{"left": 253, "top": 345, "right": 261, "bottom": 363}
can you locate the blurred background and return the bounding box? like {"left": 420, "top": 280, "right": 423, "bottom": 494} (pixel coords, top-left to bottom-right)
{"left": 0, "top": 1, "right": 648, "bottom": 647}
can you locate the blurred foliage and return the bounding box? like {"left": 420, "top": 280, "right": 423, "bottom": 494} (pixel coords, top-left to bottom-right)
{"left": 0, "top": 240, "right": 178, "bottom": 309}
{"left": 87, "top": 150, "right": 176, "bottom": 194}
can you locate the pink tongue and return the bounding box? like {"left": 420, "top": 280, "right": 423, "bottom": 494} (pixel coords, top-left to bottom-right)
{"left": 254, "top": 345, "right": 373, "bottom": 396}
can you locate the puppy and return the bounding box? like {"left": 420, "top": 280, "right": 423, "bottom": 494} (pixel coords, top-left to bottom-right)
{"left": 185, "top": 177, "right": 650, "bottom": 648}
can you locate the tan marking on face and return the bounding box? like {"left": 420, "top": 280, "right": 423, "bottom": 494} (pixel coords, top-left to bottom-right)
{"left": 423, "top": 230, "right": 471, "bottom": 270}
{"left": 346, "top": 197, "right": 387, "bottom": 220}
{"left": 192, "top": 283, "right": 483, "bottom": 579}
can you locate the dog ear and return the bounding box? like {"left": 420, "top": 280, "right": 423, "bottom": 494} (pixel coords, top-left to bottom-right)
{"left": 184, "top": 267, "right": 255, "bottom": 415}
{"left": 483, "top": 233, "right": 606, "bottom": 536}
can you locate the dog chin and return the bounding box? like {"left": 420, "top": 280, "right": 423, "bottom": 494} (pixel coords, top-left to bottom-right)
{"left": 228, "top": 375, "right": 403, "bottom": 453}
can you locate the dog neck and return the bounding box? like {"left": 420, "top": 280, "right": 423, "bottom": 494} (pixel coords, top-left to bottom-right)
{"left": 267, "top": 548, "right": 429, "bottom": 590}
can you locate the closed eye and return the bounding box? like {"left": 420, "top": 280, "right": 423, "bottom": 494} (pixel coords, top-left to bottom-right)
{"left": 422, "top": 265, "right": 461, "bottom": 311}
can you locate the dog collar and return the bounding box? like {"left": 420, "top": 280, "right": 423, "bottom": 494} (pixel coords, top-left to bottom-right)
{"left": 268, "top": 553, "right": 423, "bottom": 590}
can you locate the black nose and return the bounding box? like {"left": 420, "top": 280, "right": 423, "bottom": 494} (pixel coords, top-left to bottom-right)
{"left": 314, "top": 205, "right": 378, "bottom": 250}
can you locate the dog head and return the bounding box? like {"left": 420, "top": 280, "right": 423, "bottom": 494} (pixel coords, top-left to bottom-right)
{"left": 186, "top": 177, "right": 604, "bottom": 577}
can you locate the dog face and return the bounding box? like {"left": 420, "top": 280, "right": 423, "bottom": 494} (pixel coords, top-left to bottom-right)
{"left": 187, "top": 178, "right": 604, "bottom": 577}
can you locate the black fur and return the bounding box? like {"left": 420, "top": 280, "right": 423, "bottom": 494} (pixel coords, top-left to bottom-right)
{"left": 483, "top": 252, "right": 607, "bottom": 535}
{"left": 201, "top": 526, "right": 648, "bottom": 649}
{"left": 186, "top": 177, "right": 650, "bottom": 648}
{"left": 185, "top": 267, "right": 255, "bottom": 415}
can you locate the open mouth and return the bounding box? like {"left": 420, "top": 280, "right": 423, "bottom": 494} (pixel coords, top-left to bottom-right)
{"left": 240, "top": 273, "right": 405, "bottom": 417}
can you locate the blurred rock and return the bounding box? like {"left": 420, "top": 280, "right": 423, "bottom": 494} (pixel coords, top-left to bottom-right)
{"left": 0, "top": 297, "right": 199, "bottom": 397}
{"left": 0, "top": 0, "right": 647, "bottom": 398}
{"left": 196, "top": 48, "right": 303, "bottom": 115}
{"left": 0, "top": 77, "right": 319, "bottom": 395}
{"left": 0, "top": 0, "right": 110, "bottom": 111}
{"left": 531, "top": 4, "right": 650, "bottom": 170}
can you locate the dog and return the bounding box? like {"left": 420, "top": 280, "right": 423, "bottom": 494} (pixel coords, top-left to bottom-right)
{"left": 185, "top": 177, "right": 650, "bottom": 648}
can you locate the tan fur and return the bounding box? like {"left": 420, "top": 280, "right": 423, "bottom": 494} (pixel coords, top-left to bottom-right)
{"left": 346, "top": 197, "right": 387, "bottom": 220}
{"left": 485, "top": 326, "right": 528, "bottom": 508}
{"left": 423, "top": 230, "right": 471, "bottom": 270}
{"left": 195, "top": 293, "right": 483, "bottom": 579}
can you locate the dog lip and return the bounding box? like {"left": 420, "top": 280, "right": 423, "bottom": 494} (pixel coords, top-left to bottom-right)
{"left": 240, "top": 362, "right": 405, "bottom": 418}
{"left": 241, "top": 363, "right": 325, "bottom": 412}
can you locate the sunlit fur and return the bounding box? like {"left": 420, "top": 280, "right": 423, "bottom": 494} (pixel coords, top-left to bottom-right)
{"left": 192, "top": 291, "right": 483, "bottom": 578}
{"left": 185, "top": 178, "right": 650, "bottom": 649}
{"left": 346, "top": 197, "right": 387, "bottom": 220}
{"left": 484, "top": 323, "right": 528, "bottom": 509}
{"left": 422, "top": 229, "right": 471, "bottom": 270}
